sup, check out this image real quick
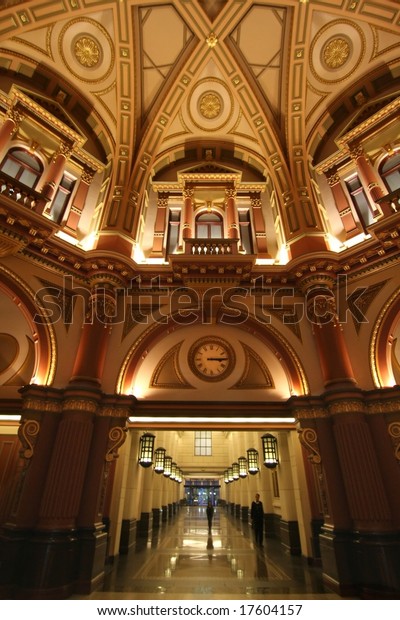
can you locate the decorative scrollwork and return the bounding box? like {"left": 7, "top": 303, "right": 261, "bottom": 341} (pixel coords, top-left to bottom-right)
{"left": 298, "top": 428, "right": 322, "bottom": 464}
{"left": 105, "top": 426, "right": 127, "bottom": 462}
{"left": 18, "top": 419, "right": 40, "bottom": 459}
{"left": 388, "top": 422, "right": 400, "bottom": 463}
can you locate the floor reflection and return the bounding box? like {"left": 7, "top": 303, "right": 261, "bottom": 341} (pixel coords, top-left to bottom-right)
{"left": 79, "top": 505, "right": 344, "bottom": 599}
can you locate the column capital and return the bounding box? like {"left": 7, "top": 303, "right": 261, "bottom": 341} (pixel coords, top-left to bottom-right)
{"left": 326, "top": 169, "right": 341, "bottom": 186}
{"left": 85, "top": 287, "right": 118, "bottom": 326}
{"left": 8, "top": 107, "right": 25, "bottom": 130}
{"left": 225, "top": 187, "right": 237, "bottom": 199}
{"left": 349, "top": 142, "right": 364, "bottom": 160}
{"left": 183, "top": 186, "right": 194, "bottom": 199}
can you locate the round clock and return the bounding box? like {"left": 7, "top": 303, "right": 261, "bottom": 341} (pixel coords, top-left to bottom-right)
{"left": 188, "top": 337, "right": 235, "bottom": 381}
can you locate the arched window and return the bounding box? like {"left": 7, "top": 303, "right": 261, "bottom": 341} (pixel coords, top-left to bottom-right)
{"left": 195, "top": 211, "right": 223, "bottom": 238}
{"left": 0, "top": 147, "right": 43, "bottom": 188}
{"left": 380, "top": 152, "right": 400, "bottom": 192}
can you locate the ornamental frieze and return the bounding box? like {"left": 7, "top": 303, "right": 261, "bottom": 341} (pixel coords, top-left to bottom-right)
{"left": 62, "top": 398, "right": 98, "bottom": 413}
{"left": 292, "top": 407, "right": 327, "bottom": 420}
{"left": 327, "top": 400, "right": 365, "bottom": 415}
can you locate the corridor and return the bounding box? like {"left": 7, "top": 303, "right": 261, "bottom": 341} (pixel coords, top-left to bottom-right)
{"left": 74, "top": 506, "right": 343, "bottom": 600}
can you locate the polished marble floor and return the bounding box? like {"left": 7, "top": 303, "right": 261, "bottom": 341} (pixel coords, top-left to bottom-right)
{"left": 73, "top": 506, "right": 349, "bottom": 600}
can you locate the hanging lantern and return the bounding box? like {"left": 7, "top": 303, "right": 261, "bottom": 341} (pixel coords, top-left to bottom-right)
{"left": 176, "top": 469, "right": 182, "bottom": 483}
{"left": 154, "top": 447, "right": 166, "bottom": 474}
{"left": 224, "top": 470, "right": 230, "bottom": 484}
{"left": 163, "top": 456, "right": 172, "bottom": 477}
{"left": 232, "top": 462, "right": 239, "bottom": 480}
{"left": 228, "top": 467, "right": 234, "bottom": 482}
{"left": 247, "top": 448, "right": 259, "bottom": 474}
{"left": 261, "top": 433, "right": 279, "bottom": 469}
{"left": 138, "top": 433, "right": 155, "bottom": 468}
{"left": 170, "top": 462, "right": 177, "bottom": 480}
{"left": 238, "top": 456, "right": 247, "bottom": 478}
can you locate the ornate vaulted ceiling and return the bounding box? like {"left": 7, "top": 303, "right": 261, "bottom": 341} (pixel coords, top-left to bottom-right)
{"left": 1, "top": 0, "right": 399, "bottom": 223}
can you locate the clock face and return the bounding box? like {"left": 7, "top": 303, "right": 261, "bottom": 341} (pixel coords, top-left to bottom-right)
{"left": 188, "top": 337, "right": 235, "bottom": 381}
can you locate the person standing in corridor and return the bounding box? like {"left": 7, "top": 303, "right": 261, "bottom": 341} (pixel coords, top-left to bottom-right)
{"left": 251, "top": 493, "right": 264, "bottom": 547}
{"left": 206, "top": 500, "right": 214, "bottom": 532}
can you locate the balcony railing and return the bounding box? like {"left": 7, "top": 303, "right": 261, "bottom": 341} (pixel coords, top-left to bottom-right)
{"left": 0, "top": 172, "right": 45, "bottom": 212}
{"left": 375, "top": 188, "right": 400, "bottom": 212}
{"left": 185, "top": 238, "right": 239, "bottom": 255}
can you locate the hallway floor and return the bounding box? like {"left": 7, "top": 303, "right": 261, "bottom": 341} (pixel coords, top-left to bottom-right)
{"left": 73, "top": 506, "right": 346, "bottom": 600}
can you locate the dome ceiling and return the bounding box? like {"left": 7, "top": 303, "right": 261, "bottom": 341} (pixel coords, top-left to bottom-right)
{"left": 0, "top": 0, "right": 399, "bottom": 193}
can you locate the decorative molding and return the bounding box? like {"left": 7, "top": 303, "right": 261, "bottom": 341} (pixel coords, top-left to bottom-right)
{"left": 62, "top": 398, "right": 98, "bottom": 413}
{"left": 105, "top": 426, "right": 127, "bottom": 462}
{"left": 151, "top": 341, "right": 193, "bottom": 389}
{"left": 388, "top": 422, "right": 400, "bottom": 463}
{"left": 18, "top": 418, "right": 40, "bottom": 459}
{"left": 298, "top": 428, "right": 321, "bottom": 465}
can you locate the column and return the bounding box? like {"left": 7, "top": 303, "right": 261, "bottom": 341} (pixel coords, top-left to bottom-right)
{"left": 304, "top": 280, "right": 356, "bottom": 389}
{"left": 150, "top": 191, "right": 169, "bottom": 256}
{"left": 137, "top": 467, "right": 154, "bottom": 541}
{"left": 287, "top": 430, "right": 315, "bottom": 560}
{"left": 250, "top": 191, "right": 270, "bottom": 257}
{"left": 65, "top": 167, "right": 95, "bottom": 232}
{"left": 76, "top": 395, "right": 130, "bottom": 593}
{"left": 0, "top": 108, "right": 23, "bottom": 156}
{"left": 1, "top": 282, "right": 132, "bottom": 598}
{"left": 182, "top": 185, "right": 194, "bottom": 241}
{"left": 274, "top": 432, "right": 301, "bottom": 555}
{"left": 71, "top": 286, "right": 117, "bottom": 386}
{"left": 350, "top": 143, "right": 392, "bottom": 217}
{"left": 120, "top": 431, "right": 143, "bottom": 553}
{"left": 295, "top": 405, "right": 354, "bottom": 594}
{"left": 0, "top": 386, "right": 62, "bottom": 596}
{"left": 225, "top": 186, "right": 238, "bottom": 240}
{"left": 325, "top": 168, "right": 361, "bottom": 237}
{"left": 40, "top": 140, "right": 72, "bottom": 201}
{"left": 295, "top": 272, "right": 400, "bottom": 594}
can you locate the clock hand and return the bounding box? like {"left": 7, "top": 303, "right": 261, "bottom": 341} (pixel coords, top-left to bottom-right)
{"left": 207, "top": 357, "right": 228, "bottom": 361}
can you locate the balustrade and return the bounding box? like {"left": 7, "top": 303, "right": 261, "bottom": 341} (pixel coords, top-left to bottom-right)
{"left": 185, "top": 238, "right": 238, "bottom": 255}
{"left": 375, "top": 188, "right": 400, "bottom": 213}
{"left": 0, "top": 172, "right": 44, "bottom": 211}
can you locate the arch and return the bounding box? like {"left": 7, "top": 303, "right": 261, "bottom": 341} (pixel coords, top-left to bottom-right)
{"left": 0, "top": 146, "right": 43, "bottom": 189}
{"left": 370, "top": 288, "right": 400, "bottom": 388}
{"left": 378, "top": 149, "right": 400, "bottom": 193}
{"left": 0, "top": 265, "right": 56, "bottom": 386}
{"left": 117, "top": 312, "right": 309, "bottom": 398}
{"left": 195, "top": 211, "right": 224, "bottom": 239}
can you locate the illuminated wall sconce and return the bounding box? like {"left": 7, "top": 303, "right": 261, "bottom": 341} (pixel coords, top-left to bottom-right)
{"left": 163, "top": 456, "right": 172, "bottom": 477}
{"left": 246, "top": 448, "right": 259, "bottom": 474}
{"left": 228, "top": 467, "right": 234, "bottom": 482}
{"left": 261, "top": 433, "right": 279, "bottom": 469}
{"left": 138, "top": 433, "right": 155, "bottom": 468}
{"left": 154, "top": 447, "right": 166, "bottom": 473}
{"left": 170, "top": 462, "right": 177, "bottom": 480}
{"left": 176, "top": 469, "right": 183, "bottom": 483}
{"left": 238, "top": 456, "right": 247, "bottom": 478}
{"left": 224, "top": 470, "right": 230, "bottom": 484}
{"left": 232, "top": 462, "right": 239, "bottom": 480}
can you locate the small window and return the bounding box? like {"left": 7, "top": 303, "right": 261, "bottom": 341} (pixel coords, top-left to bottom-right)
{"left": 0, "top": 148, "right": 42, "bottom": 188}
{"left": 49, "top": 173, "right": 76, "bottom": 223}
{"left": 238, "top": 209, "right": 253, "bottom": 254}
{"left": 194, "top": 430, "right": 212, "bottom": 456}
{"left": 380, "top": 152, "right": 400, "bottom": 192}
{"left": 345, "top": 175, "right": 374, "bottom": 226}
{"left": 167, "top": 210, "right": 181, "bottom": 254}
